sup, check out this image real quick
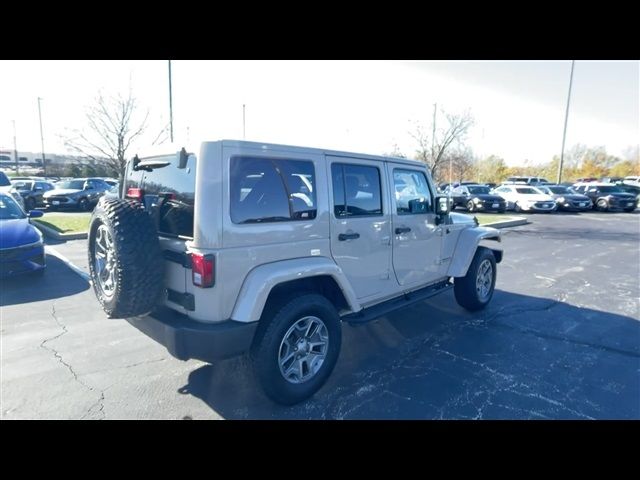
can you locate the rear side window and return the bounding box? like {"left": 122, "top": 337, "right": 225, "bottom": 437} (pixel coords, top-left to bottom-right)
{"left": 230, "top": 157, "right": 317, "bottom": 224}
{"left": 331, "top": 163, "right": 382, "bottom": 217}
{"left": 139, "top": 154, "right": 196, "bottom": 238}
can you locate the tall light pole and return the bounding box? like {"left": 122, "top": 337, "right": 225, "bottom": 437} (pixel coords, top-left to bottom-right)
{"left": 12, "top": 120, "right": 19, "bottom": 175}
{"left": 37, "top": 97, "right": 46, "bottom": 177}
{"left": 242, "top": 104, "right": 246, "bottom": 140}
{"left": 557, "top": 60, "right": 575, "bottom": 184}
{"left": 168, "top": 60, "right": 174, "bottom": 143}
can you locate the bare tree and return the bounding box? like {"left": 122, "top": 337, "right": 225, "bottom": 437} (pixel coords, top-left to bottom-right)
{"left": 410, "top": 109, "right": 474, "bottom": 178}
{"left": 63, "top": 89, "right": 151, "bottom": 181}
{"left": 446, "top": 147, "right": 476, "bottom": 183}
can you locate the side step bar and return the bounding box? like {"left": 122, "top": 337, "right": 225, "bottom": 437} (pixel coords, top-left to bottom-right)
{"left": 342, "top": 280, "right": 452, "bottom": 326}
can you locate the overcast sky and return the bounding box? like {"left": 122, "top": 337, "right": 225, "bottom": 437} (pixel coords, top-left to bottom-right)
{"left": 0, "top": 60, "right": 637, "bottom": 165}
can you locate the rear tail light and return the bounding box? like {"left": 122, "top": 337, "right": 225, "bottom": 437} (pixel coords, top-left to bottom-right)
{"left": 192, "top": 254, "right": 215, "bottom": 288}
{"left": 126, "top": 187, "right": 144, "bottom": 200}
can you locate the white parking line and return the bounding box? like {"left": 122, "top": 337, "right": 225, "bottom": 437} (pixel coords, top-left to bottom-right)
{"left": 44, "top": 246, "right": 91, "bottom": 282}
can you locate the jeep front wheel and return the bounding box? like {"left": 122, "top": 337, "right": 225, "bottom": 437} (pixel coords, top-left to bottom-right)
{"left": 454, "top": 247, "right": 497, "bottom": 311}
{"left": 251, "top": 294, "right": 342, "bottom": 405}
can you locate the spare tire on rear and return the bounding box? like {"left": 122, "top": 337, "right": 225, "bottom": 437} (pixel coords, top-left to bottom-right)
{"left": 88, "top": 197, "right": 164, "bottom": 318}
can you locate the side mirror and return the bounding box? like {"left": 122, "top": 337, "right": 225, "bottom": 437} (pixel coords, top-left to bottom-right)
{"left": 435, "top": 196, "right": 452, "bottom": 215}
{"left": 29, "top": 210, "right": 44, "bottom": 218}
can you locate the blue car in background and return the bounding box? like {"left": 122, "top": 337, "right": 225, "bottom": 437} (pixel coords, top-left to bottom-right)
{"left": 0, "top": 193, "right": 46, "bottom": 277}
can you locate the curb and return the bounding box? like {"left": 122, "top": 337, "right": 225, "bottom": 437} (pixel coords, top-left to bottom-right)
{"left": 33, "top": 221, "right": 88, "bottom": 240}
{"left": 483, "top": 217, "right": 528, "bottom": 229}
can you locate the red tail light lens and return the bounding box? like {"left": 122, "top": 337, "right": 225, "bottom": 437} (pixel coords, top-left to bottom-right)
{"left": 192, "top": 254, "right": 214, "bottom": 288}
{"left": 126, "top": 187, "right": 144, "bottom": 200}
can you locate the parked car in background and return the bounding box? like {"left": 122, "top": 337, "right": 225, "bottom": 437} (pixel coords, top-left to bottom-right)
{"left": 99, "top": 178, "right": 119, "bottom": 187}
{"left": 42, "top": 178, "right": 112, "bottom": 211}
{"left": 600, "top": 177, "right": 624, "bottom": 184}
{"left": 11, "top": 180, "right": 55, "bottom": 210}
{"left": 450, "top": 184, "right": 506, "bottom": 213}
{"left": 503, "top": 176, "right": 550, "bottom": 186}
{"left": 0, "top": 171, "right": 26, "bottom": 210}
{"left": 623, "top": 175, "right": 640, "bottom": 184}
{"left": 103, "top": 184, "right": 119, "bottom": 200}
{"left": 0, "top": 193, "right": 45, "bottom": 277}
{"left": 572, "top": 182, "right": 637, "bottom": 212}
{"left": 575, "top": 177, "right": 598, "bottom": 183}
{"left": 535, "top": 185, "right": 592, "bottom": 211}
{"left": 492, "top": 185, "right": 557, "bottom": 213}
{"left": 612, "top": 183, "right": 640, "bottom": 209}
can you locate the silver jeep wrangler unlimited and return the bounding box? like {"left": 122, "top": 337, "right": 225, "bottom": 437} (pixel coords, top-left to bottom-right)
{"left": 88, "top": 140, "right": 502, "bottom": 405}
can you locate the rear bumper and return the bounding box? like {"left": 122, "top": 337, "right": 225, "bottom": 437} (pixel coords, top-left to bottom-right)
{"left": 126, "top": 307, "right": 259, "bottom": 362}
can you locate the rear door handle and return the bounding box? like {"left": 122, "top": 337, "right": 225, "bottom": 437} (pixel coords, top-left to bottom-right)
{"left": 338, "top": 232, "right": 360, "bottom": 241}
{"left": 395, "top": 227, "right": 411, "bottom": 234}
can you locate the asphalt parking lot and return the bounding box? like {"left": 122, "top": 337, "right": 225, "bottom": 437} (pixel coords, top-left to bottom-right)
{"left": 1, "top": 211, "right": 639, "bottom": 419}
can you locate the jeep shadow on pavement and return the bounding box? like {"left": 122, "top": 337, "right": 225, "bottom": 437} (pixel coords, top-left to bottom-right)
{"left": 176, "top": 289, "right": 640, "bottom": 419}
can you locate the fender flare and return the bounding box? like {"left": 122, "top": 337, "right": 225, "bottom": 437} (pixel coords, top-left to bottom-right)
{"left": 230, "top": 257, "right": 361, "bottom": 323}
{"left": 446, "top": 226, "right": 502, "bottom": 277}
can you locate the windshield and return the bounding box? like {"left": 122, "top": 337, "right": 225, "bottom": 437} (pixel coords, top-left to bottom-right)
{"left": 548, "top": 186, "right": 570, "bottom": 194}
{"left": 0, "top": 195, "right": 26, "bottom": 220}
{"left": 536, "top": 186, "right": 552, "bottom": 194}
{"left": 468, "top": 186, "right": 490, "bottom": 194}
{"left": 598, "top": 185, "right": 624, "bottom": 193}
{"left": 13, "top": 181, "right": 34, "bottom": 191}
{"left": 56, "top": 180, "right": 85, "bottom": 190}
{"left": 0, "top": 172, "right": 11, "bottom": 187}
{"left": 515, "top": 187, "right": 540, "bottom": 194}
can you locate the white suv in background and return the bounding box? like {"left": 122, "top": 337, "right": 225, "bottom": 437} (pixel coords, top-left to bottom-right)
{"left": 492, "top": 185, "right": 557, "bottom": 213}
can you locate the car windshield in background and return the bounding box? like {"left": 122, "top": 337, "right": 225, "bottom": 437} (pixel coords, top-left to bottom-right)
{"left": 56, "top": 180, "right": 85, "bottom": 190}
{"left": 548, "top": 186, "right": 570, "bottom": 194}
{"left": 468, "top": 186, "right": 490, "bottom": 194}
{"left": 13, "top": 181, "right": 34, "bottom": 190}
{"left": 598, "top": 186, "right": 624, "bottom": 193}
{"left": 515, "top": 187, "right": 540, "bottom": 194}
{"left": 0, "top": 196, "right": 26, "bottom": 220}
{"left": 0, "top": 172, "right": 11, "bottom": 186}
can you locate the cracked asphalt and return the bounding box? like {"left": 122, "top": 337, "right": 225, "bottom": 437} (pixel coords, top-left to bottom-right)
{"left": 1, "top": 211, "right": 639, "bottom": 419}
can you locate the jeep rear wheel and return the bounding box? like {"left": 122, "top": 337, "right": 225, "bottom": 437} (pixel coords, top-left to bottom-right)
{"left": 251, "top": 294, "right": 342, "bottom": 405}
{"left": 454, "top": 247, "right": 497, "bottom": 311}
{"left": 88, "top": 198, "right": 164, "bottom": 318}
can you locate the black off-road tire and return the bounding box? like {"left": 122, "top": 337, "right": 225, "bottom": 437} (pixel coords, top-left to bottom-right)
{"left": 251, "top": 294, "right": 342, "bottom": 405}
{"left": 88, "top": 198, "right": 164, "bottom": 318}
{"left": 454, "top": 247, "right": 497, "bottom": 312}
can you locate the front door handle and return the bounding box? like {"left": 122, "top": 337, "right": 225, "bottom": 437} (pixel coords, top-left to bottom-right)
{"left": 395, "top": 227, "right": 411, "bottom": 234}
{"left": 338, "top": 232, "right": 360, "bottom": 241}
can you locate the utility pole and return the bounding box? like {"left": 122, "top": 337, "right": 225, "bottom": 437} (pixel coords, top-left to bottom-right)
{"left": 12, "top": 120, "right": 19, "bottom": 175}
{"left": 557, "top": 60, "right": 575, "bottom": 184}
{"left": 431, "top": 103, "right": 437, "bottom": 164}
{"left": 37, "top": 97, "right": 46, "bottom": 177}
{"left": 242, "top": 104, "right": 246, "bottom": 140}
{"left": 168, "top": 60, "right": 174, "bottom": 143}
